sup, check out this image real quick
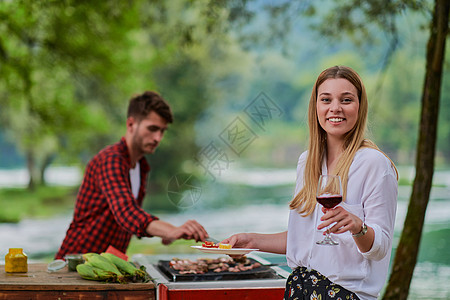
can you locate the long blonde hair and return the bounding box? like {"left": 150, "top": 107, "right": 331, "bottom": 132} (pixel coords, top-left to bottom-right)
{"left": 289, "top": 66, "right": 397, "bottom": 216}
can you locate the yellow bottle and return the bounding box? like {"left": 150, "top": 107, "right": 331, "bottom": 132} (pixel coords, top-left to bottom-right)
{"left": 5, "top": 248, "right": 28, "bottom": 273}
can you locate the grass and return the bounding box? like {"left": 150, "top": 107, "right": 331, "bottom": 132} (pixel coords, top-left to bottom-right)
{"left": 0, "top": 186, "right": 77, "bottom": 223}
{"left": 127, "top": 238, "right": 201, "bottom": 257}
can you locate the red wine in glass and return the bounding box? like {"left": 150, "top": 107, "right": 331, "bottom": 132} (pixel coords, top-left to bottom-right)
{"left": 316, "top": 175, "right": 343, "bottom": 246}
{"left": 316, "top": 195, "right": 343, "bottom": 209}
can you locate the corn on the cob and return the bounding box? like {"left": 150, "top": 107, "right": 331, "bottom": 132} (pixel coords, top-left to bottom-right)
{"left": 100, "top": 253, "right": 138, "bottom": 274}
{"left": 101, "top": 252, "right": 149, "bottom": 282}
{"left": 76, "top": 263, "right": 115, "bottom": 281}
{"left": 76, "top": 263, "right": 99, "bottom": 280}
{"left": 82, "top": 253, "right": 123, "bottom": 277}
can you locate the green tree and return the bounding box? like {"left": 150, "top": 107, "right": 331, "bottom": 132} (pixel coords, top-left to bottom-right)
{"left": 370, "top": 48, "right": 424, "bottom": 163}
{"left": 0, "top": 0, "right": 248, "bottom": 195}
{"left": 0, "top": 1, "right": 143, "bottom": 188}
{"left": 120, "top": 1, "right": 257, "bottom": 210}
{"left": 383, "top": 1, "right": 449, "bottom": 298}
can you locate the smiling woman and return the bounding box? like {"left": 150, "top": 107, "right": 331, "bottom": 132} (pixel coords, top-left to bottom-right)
{"left": 316, "top": 78, "right": 360, "bottom": 150}
{"left": 220, "top": 66, "right": 399, "bottom": 300}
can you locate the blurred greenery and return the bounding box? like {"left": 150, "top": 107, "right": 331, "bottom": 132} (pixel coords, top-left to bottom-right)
{"left": 0, "top": 0, "right": 449, "bottom": 212}
{"left": 34, "top": 237, "right": 199, "bottom": 263}
{"left": 0, "top": 186, "right": 76, "bottom": 223}
{"left": 418, "top": 228, "right": 450, "bottom": 265}
{"left": 0, "top": 3, "right": 447, "bottom": 299}
{"left": 127, "top": 238, "right": 199, "bottom": 257}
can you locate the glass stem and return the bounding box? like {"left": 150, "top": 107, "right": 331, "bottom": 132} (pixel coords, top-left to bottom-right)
{"left": 325, "top": 226, "right": 331, "bottom": 240}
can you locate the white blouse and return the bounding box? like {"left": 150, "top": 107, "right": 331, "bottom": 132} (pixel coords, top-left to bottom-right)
{"left": 286, "top": 148, "right": 398, "bottom": 300}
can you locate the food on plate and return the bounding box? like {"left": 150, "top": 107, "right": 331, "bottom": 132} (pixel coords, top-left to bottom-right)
{"left": 201, "top": 241, "right": 232, "bottom": 249}
{"left": 218, "top": 243, "right": 232, "bottom": 249}
{"left": 168, "top": 257, "right": 262, "bottom": 275}
{"left": 202, "top": 241, "right": 219, "bottom": 248}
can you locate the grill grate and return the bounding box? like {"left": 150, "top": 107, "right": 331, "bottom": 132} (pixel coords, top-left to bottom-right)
{"left": 157, "top": 258, "right": 281, "bottom": 282}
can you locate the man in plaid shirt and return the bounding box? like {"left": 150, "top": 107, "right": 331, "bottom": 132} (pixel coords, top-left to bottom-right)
{"left": 55, "top": 91, "right": 208, "bottom": 259}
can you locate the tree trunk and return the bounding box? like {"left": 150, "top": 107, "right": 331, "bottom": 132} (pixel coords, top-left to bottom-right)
{"left": 26, "top": 150, "right": 36, "bottom": 191}
{"left": 39, "top": 153, "right": 55, "bottom": 186}
{"left": 382, "top": 0, "right": 449, "bottom": 299}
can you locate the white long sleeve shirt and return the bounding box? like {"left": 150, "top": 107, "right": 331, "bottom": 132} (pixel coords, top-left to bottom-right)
{"left": 286, "top": 148, "right": 398, "bottom": 300}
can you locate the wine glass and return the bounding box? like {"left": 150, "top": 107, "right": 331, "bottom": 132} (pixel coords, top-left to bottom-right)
{"left": 316, "top": 175, "right": 343, "bottom": 246}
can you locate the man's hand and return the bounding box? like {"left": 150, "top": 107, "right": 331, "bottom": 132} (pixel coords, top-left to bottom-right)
{"left": 147, "top": 219, "right": 209, "bottom": 245}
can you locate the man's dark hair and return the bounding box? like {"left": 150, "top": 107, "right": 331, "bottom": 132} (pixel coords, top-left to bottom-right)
{"left": 127, "top": 91, "right": 173, "bottom": 123}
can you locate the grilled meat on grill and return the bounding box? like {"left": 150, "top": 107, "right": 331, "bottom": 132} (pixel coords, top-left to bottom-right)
{"left": 169, "top": 257, "right": 262, "bottom": 275}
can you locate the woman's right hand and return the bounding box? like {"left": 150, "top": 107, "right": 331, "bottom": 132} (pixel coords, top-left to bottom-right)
{"left": 220, "top": 233, "right": 257, "bottom": 259}
{"left": 221, "top": 233, "right": 256, "bottom": 249}
{"left": 222, "top": 231, "right": 287, "bottom": 256}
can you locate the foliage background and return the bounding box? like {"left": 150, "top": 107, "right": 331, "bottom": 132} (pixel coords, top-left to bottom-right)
{"left": 0, "top": 2, "right": 449, "bottom": 299}
{"left": 0, "top": 0, "right": 448, "bottom": 211}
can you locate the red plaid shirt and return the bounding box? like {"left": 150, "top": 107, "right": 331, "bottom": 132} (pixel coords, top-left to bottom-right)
{"left": 55, "top": 137, "right": 158, "bottom": 259}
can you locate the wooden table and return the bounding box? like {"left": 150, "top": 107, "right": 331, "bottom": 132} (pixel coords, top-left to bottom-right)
{"left": 0, "top": 263, "right": 156, "bottom": 300}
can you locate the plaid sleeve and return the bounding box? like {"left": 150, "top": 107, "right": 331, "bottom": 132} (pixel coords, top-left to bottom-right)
{"left": 97, "top": 154, "right": 158, "bottom": 238}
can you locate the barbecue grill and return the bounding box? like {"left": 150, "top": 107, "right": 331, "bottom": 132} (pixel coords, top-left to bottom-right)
{"left": 133, "top": 252, "right": 290, "bottom": 300}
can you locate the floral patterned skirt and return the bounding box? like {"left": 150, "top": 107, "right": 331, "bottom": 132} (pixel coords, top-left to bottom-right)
{"left": 284, "top": 267, "right": 360, "bottom": 300}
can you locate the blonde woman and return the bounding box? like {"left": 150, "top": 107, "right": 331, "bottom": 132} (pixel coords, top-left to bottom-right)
{"left": 222, "top": 66, "right": 398, "bottom": 300}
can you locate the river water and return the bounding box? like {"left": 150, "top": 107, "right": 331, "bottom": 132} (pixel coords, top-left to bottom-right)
{"left": 0, "top": 167, "right": 449, "bottom": 299}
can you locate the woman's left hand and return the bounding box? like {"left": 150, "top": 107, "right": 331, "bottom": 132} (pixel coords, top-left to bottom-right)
{"left": 317, "top": 206, "right": 363, "bottom": 235}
